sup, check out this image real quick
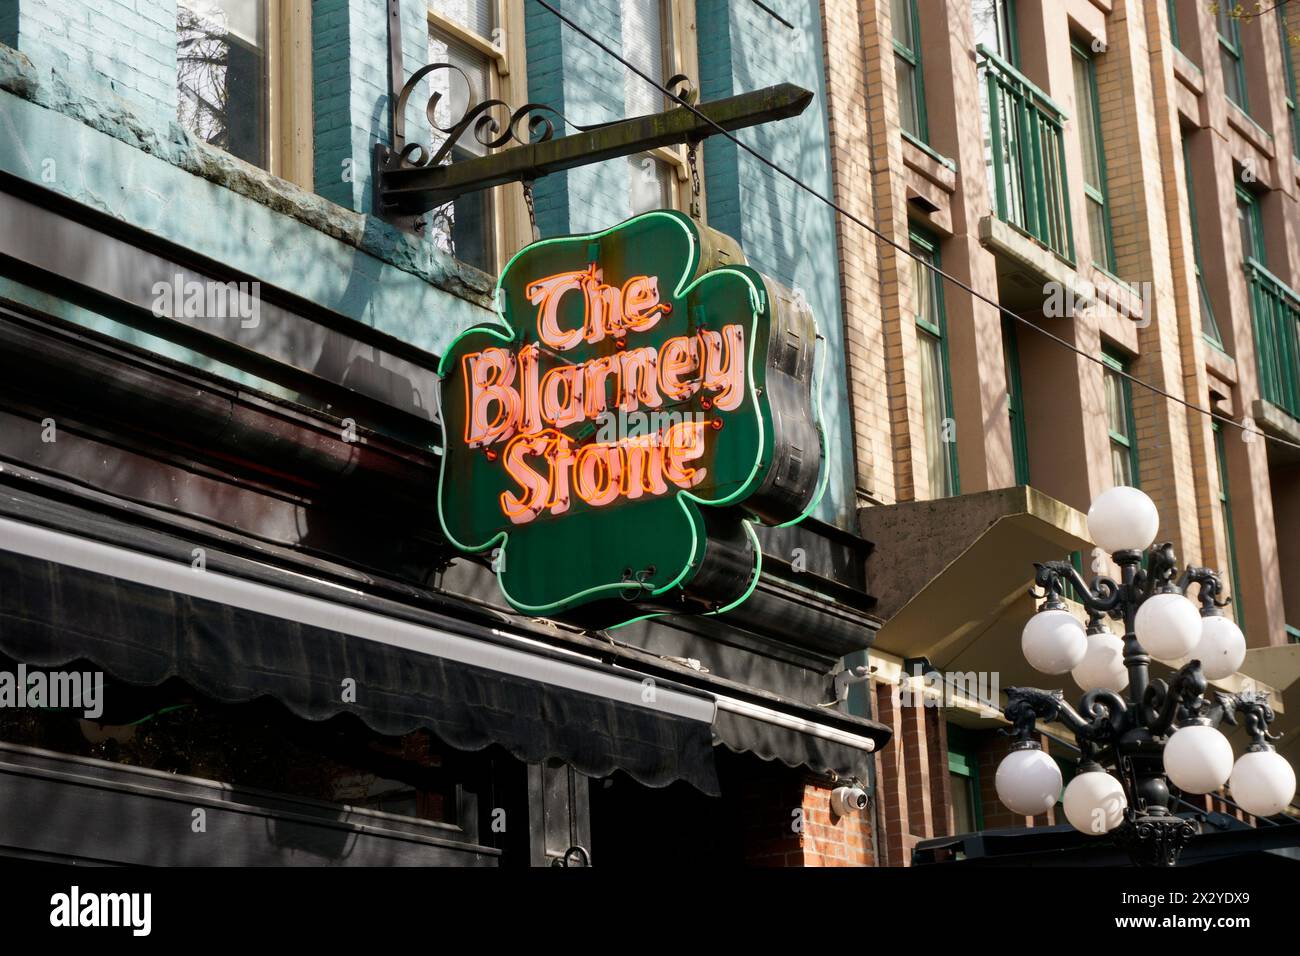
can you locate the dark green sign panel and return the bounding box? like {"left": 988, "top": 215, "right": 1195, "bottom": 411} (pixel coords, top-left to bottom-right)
{"left": 437, "top": 211, "right": 826, "bottom": 628}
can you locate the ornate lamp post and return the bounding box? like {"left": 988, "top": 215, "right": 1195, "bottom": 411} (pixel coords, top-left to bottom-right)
{"left": 994, "top": 487, "right": 1296, "bottom": 866}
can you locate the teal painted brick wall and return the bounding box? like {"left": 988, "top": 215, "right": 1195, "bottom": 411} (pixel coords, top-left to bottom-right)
{"left": 524, "top": 0, "right": 639, "bottom": 236}
{"left": 312, "top": 0, "right": 432, "bottom": 214}
{"left": 697, "top": 0, "right": 855, "bottom": 528}
{"left": 2, "top": 0, "right": 177, "bottom": 125}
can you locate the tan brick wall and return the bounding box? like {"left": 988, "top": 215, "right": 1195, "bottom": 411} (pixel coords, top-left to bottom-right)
{"left": 826, "top": 0, "right": 1300, "bottom": 862}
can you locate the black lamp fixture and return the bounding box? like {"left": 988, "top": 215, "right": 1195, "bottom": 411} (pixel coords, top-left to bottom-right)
{"left": 994, "top": 486, "right": 1296, "bottom": 866}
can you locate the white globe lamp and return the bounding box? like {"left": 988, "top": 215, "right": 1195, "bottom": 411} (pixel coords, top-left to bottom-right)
{"left": 1087, "top": 486, "right": 1159, "bottom": 555}
{"left": 995, "top": 744, "right": 1062, "bottom": 816}
{"left": 1192, "top": 613, "right": 1247, "bottom": 681}
{"left": 1062, "top": 768, "right": 1127, "bottom": 835}
{"left": 1134, "top": 591, "right": 1202, "bottom": 662}
{"left": 1229, "top": 749, "right": 1296, "bottom": 818}
{"left": 1163, "top": 722, "right": 1234, "bottom": 795}
{"left": 1022, "top": 606, "right": 1087, "bottom": 675}
{"left": 1071, "top": 628, "right": 1129, "bottom": 693}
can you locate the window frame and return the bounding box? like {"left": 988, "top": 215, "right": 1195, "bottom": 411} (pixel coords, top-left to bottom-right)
{"left": 426, "top": 0, "right": 531, "bottom": 269}
{"left": 1102, "top": 350, "right": 1139, "bottom": 489}
{"left": 1235, "top": 184, "right": 1265, "bottom": 268}
{"left": 1002, "top": 317, "right": 1030, "bottom": 485}
{"left": 176, "top": 0, "right": 314, "bottom": 188}
{"left": 1216, "top": 7, "right": 1249, "bottom": 112}
{"left": 946, "top": 726, "right": 984, "bottom": 834}
{"left": 621, "top": 0, "right": 697, "bottom": 217}
{"left": 893, "top": 0, "right": 929, "bottom": 143}
{"left": 1071, "top": 41, "right": 1116, "bottom": 274}
{"left": 1211, "top": 420, "right": 1243, "bottom": 624}
{"left": 1279, "top": 9, "right": 1300, "bottom": 162}
{"left": 910, "top": 227, "right": 960, "bottom": 499}
{"left": 974, "top": 0, "right": 1020, "bottom": 66}
{"left": 1181, "top": 133, "right": 1224, "bottom": 349}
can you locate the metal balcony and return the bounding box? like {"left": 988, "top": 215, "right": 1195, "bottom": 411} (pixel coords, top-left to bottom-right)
{"left": 978, "top": 45, "right": 1076, "bottom": 263}
{"left": 1248, "top": 257, "right": 1300, "bottom": 419}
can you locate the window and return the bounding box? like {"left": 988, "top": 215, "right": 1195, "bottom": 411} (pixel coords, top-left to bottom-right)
{"left": 1216, "top": 6, "right": 1249, "bottom": 111}
{"left": 1279, "top": 10, "right": 1300, "bottom": 161}
{"left": 1182, "top": 134, "right": 1224, "bottom": 347}
{"left": 1236, "top": 186, "right": 1264, "bottom": 266}
{"left": 1212, "top": 421, "right": 1243, "bottom": 624}
{"left": 623, "top": 0, "right": 678, "bottom": 215}
{"left": 947, "top": 727, "right": 983, "bottom": 834}
{"left": 177, "top": 1, "right": 312, "bottom": 185}
{"left": 1072, "top": 44, "right": 1115, "bottom": 273}
{"left": 426, "top": 0, "right": 505, "bottom": 272}
{"left": 1003, "top": 318, "right": 1030, "bottom": 485}
{"left": 893, "top": 0, "right": 927, "bottom": 141}
{"left": 972, "top": 0, "right": 1018, "bottom": 64}
{"left": 911, "top": 230, "right": 959, "bottom": 499}
{"left": 1103, "top": 351, "right": 1139, "bottom": 487}
{"left": 1167, "top": 0, "right": 1181, "bottom": 51}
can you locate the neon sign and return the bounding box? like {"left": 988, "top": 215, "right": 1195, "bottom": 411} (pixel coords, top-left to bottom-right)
{"left": 438, "top": 211, "right": 827, "bottom": 628}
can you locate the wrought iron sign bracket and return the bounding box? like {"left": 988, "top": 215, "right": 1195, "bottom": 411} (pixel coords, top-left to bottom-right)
{"left": 376, "top": 0, "right": 812, "bottom": 218}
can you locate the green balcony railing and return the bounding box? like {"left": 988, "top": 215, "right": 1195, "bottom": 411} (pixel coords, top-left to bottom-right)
{"left": 978, "top": 45, "right": 1076, "bottom": 263}
{"left": 1248, "top": 257, "right": 1300, "bottom": 419}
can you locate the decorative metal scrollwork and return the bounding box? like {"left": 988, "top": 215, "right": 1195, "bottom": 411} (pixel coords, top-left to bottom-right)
{"left": 381, "top": 64, "right": 700, "bottom": 175}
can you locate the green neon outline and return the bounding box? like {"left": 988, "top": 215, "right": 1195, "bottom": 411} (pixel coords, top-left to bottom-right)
{"left": 435, "top": 212, "right": 830, "bottom": 625}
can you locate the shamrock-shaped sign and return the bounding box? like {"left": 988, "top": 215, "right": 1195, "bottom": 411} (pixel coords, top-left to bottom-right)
{"left": 437, "top": 210, "right": 826, "bottom": 628}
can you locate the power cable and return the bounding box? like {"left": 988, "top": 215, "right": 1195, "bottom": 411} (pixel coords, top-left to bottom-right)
{"left": 533, "top": 0, "right": 1300, "bottom": 457}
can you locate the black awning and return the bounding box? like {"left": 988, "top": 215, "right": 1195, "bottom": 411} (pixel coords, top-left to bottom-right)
{"left": 0, "top": 515, "right": 721, "bottom": 795}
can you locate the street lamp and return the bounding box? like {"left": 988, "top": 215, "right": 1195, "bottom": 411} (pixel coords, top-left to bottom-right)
{"left": 994, "top": 486, "right": 1295, "bottom": 866}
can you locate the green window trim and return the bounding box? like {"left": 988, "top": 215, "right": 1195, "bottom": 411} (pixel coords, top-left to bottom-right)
{"left": 1102, "top": 350, "right": 1140, "bottom": 488}
{"left": 1071, "top": 42, "right": 1116, "bottom": 273}
{"left": 1212, "top": 420, "right": 1244, "bottom": 624}
{"left": 947, "top": 726, "right": 984, "bottom": 832}
{"left": 911, "top": 227, "right": 960, "bottom": 498}
{"left": 1167, "top": 0, "right": 1180, "bottom": 50}
{"left": 892, "top": 0, "right": 928, "bottom": 143}
{"left": 1217, "top": 8, "right": 1250, "bottom": 113}
{"left": 1002, "top": 317, "right": 1030, "bottom": 485}
{"left": 1236, "top": 185, "right": 1265, "bottom": 267}
{"left": 1279, "top": 9, "right": 1300, "bottom": 162}
{"left": 1181, "top": 134, "right": 1224, "bottom": 348}
{"left": 1286, "top": 625, "right": 1300, "bottom": 645}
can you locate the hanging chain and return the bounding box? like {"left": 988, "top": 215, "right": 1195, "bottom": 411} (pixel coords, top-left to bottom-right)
{"left": 686, "top": 140, "right": 702, "bottom": 220}
{"left": 522, "top": 178, "right": 539, "bottom": 242}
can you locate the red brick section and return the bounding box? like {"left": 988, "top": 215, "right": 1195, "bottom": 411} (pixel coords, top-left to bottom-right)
{"left": 924, "top": 707, "right": 953, "bottom": 835}
{"left": 736, "top": 754, "right": 875, "bottom": 867}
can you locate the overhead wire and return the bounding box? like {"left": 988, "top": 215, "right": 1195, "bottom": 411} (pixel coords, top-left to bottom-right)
{"left": 533, "top": 0, "right": 1300, "bottom": 455}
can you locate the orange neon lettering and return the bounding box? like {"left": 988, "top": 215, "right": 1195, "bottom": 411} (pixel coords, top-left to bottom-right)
{"left": 517, "top": 343, "right": 543, "bottom": 434}
{"left": 527, "top": 271, "right": 586, "bottom": 351}
{"left": 662, "top": 421, "right": 707, "bottom": 489}
{"left": 622, "top": 434, "right": 669, "bottom": 500}
{"left": 620, "top": 275, "right": 669, "bottom": 332}
{"left": 618, "top": 347, "right": 663, "bottom": 411}
{"left": 540, "top": 365, "right": 585, "bottom": 428}
{"left": 702, "top": 324, "right": 746, "bottom": 411}
{"left": 573, "top": 444, "right": 623, "bottom": 507}
{"left": 500, "top": 432, "right": 552, "bottom": 524}
{"left": 657, "top": 335, "right": 700, "bottom": 400}
{"left": 583, "top": 354, "right": 622, "bottom": 420}
{"left": 544, "top": 432, "right": 573, "bottom": 515}
{"left": 463, "top": 348, "right": 520, "bottom": 447}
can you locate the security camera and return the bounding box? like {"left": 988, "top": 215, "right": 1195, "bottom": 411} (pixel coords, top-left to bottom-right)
{"left": 830, "top": 785, "right": 868, "bottom": 816}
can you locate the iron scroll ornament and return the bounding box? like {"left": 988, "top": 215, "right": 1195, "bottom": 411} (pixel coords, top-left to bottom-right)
{"left": 380, "top": 64, "right": 700, "bottom": 173}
